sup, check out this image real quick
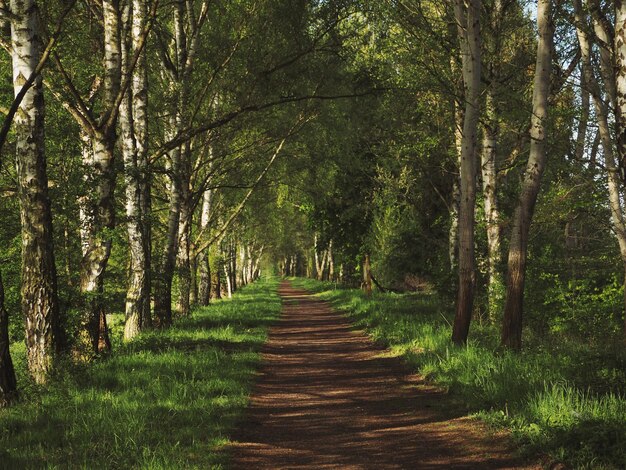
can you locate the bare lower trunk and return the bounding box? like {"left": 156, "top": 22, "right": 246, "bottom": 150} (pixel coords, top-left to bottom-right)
{"left": 214, "top": 258, "right": 222, "bottom": 299}
{"left": 198, "top": 252, "right": 211, "bottom": 305}
{"left": 10, "top": 0, "right": 61, "bottom": 382}
{"left": 363, "top": 254, "right": 372, "bottom": 297}
{"left": 154, "top": 134, "right": 182, "bottom": 327}
{"left": 0, "top": 272, "right": 17, "bottom": 406}
{"left": 190, "top": 254, "right": 198, "bottom": 306}
{"left": 501, "top": 0, "right": 552, "bottom": 350}
{"left": 176, "top": 195, "right": 191, "bottom": 316}
{"left": 482, "top": 92, "right": 502, "bottom": 319}
{"left": 197, "top": 189, "right": 213, "bottom": 305}
{"left": 224, "top": 262, "right": 233, "bottom": 298}
{"left": 328, "top": 240, "right": 334, "bottom": 281}
{"left": 78, "top": 134, "right": 115, "bottom": 357}
{"left": 452, "top": 0, "right": 481, "bottom": 345}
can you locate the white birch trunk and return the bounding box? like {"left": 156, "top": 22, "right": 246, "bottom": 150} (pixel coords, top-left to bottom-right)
{"left": 121, "top": 0, "right": 151, "bottom": 340}
{"left": 10, "top": 0, "right": 60, "bottom": 382}
{"left": 452, "top": 0, "right": 481, "bottom": 345}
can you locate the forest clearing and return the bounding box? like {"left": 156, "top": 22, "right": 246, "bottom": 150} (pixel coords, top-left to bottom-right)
{"left": 1, "top": 0, "right": 626, "bottom": 468}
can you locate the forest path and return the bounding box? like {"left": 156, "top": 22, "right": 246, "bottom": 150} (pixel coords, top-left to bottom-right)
{"left": 228, "top": 281, "right": 535, "bottom": 469}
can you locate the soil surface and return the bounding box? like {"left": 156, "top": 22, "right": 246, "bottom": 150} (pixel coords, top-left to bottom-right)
{"left": 228, "top": 281, "right": 537, "bottom": 469}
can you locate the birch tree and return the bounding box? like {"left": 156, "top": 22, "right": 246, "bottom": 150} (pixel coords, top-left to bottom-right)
{"left": 8, "top": 0, "right": 61, "bottom": 381}
{"left": 120, "top": 0, "right": 152, "bottom": 340}
{"left": 501, "top": 0, "right": 553, "bottom": 349}
{"left": 48, "top": 0, "right": 156, "bottom": 355}
{"left": 451, "top": 0, "right": 481, "bottom": 345}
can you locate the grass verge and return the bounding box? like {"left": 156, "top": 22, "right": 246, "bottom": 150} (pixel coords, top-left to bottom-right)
{"left": 0, "top": 277, "right": 281, "bottom": 469}
{"left": 290, "top": 277, "right": 626, "bottom": 470}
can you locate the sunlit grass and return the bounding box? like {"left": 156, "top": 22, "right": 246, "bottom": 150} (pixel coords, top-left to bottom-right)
{"left": 0, "top": 277, "right": 281, "bottom": 469}
{"left": 291, "top": 277, "right": 626, "bottom": 469}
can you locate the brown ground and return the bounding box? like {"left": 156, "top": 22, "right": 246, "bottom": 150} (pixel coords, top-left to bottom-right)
{"left": 228, "top": 281, "right": 537, "bottom": 469}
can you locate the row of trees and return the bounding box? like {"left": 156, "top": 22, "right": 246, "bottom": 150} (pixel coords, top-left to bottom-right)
{"left": 272, "top": 0, "right": 626, "bottom": 352}
{"left": 2, "top": 0, "right": 626, "bottom": 406}
{"left": 0, "top": 0, "right": 366, "bottom": 405}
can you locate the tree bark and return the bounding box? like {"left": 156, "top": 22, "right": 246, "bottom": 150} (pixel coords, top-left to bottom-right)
{"left": 78, "top": 133, "right": 115, "bottom": 356}
{"left": 482, "top": 91, "right": 503, "bottom": 319}
{"left": 153, "top": 132, "right": 181, "bottom": 327}
{"left": 10, "top": 0, "right": 61, "bottom": 382}
{"left": 175, "top": 163, "right": 192, "bottom": 317}
{"left": 0, "top": 271, "right": 17, "bottom": 407}
{"left": 452, "top": 0, "right": 481, "bottom": 345}
{"left": 501, "top": 0, "right": 553, "bottom": 350}
{"left": 363, "top": 254, "right": 372, "bottom": 297}
{"left": 197, "top": 188, "right": 213, "bottom": 305}
{"left": 121, "top": 0, "right": 151, "bottom": 340}
{"left": 615, "top": 0, "right": 626, "bottom": 178}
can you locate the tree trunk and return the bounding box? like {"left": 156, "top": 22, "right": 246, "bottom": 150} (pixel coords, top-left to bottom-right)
{"left": 363, "top": 254, "right": 372, "bottom": 297}
{"left": 190, "top": 253, "right": 198, "bottom": 307}
{"left": 224, "top": 260, "right": 233, "bottom": 299}
{"left": 198, "top": 252, "right": 211, "bottom": 305}
{"left": 0, "top": 271, "right": 17, "bottom": 407}
{"left": 481, "top": 91, "right": 503, "bottom": 320}
{"left": 449, "top": 58, "right": 464, "bottom": 272}
{"left": 121, "top": 0, "right": 151, "bottom": 340}
{"left": 176, "top": 186, "right": 192, "bottom": 317}
{"left": 452, "top": 0, "right": 481, "bottom": 345}
{"left": 78, "top": 134, "right": 115, "bottom": 356}
{"left": 501, "top": 0, "right": 553, "bottom": 350}
{"left": 10, "top": 0, "right": 61, "bottom": 382}
{"left": 197, "top": 188, "right": 213, "bottom": 305}
{"left": 615, "top": 0, "right": 626, "bottom": 178}
{"left": 153, "top": 139, "right": 181, "bottom": 327}
{"left": 328, "top": 240, "right": 335, "bottom": 281}
{"left": 214, "top": 257, "right": 222, "bottom": 299}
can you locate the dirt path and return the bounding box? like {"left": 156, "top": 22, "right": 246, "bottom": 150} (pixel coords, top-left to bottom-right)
{"left": 228, "top": 281, "right": 535, "bottom": 469}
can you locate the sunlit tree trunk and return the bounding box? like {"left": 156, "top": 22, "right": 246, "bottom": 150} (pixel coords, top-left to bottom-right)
{"left": 452, "top": 0, "right": 481, "bottom": 345}
{"left": 121, "top": 0, "right": 151, "bottom": 340}
{"left": 154, "top": 124, "right": 181, "bottom": 327}
{"left": 78, "top": 133, "right": 115, "bottom": 356}
{"left": 449, "top": 89, "right": 463, "bottom": 272}
{"left": 575, "top": 61, "right": 590, "bottom": 162}
{"left": 363, "top": 253, "right": 372, "bottom": 297}
{"left": 501, "top": 0, "right": 553, "bottom": 350}
{"left": 0, "top": 272, "right": 17, "bottom": 406}
{"left": 482, "top": 91, "right": 502, "bottom": 319}
{"left": 176, "top": 153, "right": 192, "bottom": 317}
{"left": 198, "top": 189, "right": 213, "bottom": 305}
{"left": 9, "top": 0, "right": 61, "bottom": 381}
{"left": 615, "top": 0, "right": 626, "bottom": 176}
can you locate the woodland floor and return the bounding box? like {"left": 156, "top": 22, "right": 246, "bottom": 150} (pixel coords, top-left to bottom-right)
{"left": 227, "top": 281, "right": 538, "bottom": 469}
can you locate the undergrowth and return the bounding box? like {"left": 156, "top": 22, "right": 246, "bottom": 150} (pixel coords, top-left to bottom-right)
{"left": 0, "top": 277, "right": 281, "bottom": 469}
{"left": 290, "top": 277, "right": 626, "bottom": 469}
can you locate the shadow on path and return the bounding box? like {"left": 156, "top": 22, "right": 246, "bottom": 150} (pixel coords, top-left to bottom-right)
{"left": 228, "top": 281, "right": 536, "bottom": 469}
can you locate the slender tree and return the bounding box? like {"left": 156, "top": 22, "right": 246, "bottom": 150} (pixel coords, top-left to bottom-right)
{"left": 451, "top": 0, "right": 481, "bottom": 345}
{"left": 120, "top": 0, "right": 152, "bottom": 340}
{"left": 501, "top": 0, "right": 553, "bottom": 349}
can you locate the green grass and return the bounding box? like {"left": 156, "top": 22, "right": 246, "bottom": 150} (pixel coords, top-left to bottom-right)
{"left": 290, "top": 277, "right": 626, "bottom": 469}
{"left": 0, "top": 277, "right": 281, "bottom": 469}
